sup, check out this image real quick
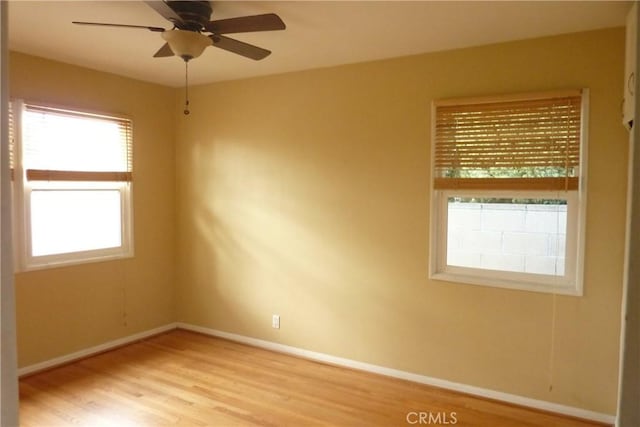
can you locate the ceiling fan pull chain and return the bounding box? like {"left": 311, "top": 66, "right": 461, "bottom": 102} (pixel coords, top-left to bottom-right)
{"left": 184, "top": 60, "right": 190, "bottom": 115}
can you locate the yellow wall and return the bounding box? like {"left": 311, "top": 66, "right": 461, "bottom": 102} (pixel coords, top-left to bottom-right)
{"left": 176, "top": 28, "right": 627, "bottom": 414}
{"left": 9, "top": 52, "right": 176, "bottom": 366}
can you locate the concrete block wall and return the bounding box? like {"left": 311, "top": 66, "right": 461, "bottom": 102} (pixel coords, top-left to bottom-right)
{"left": 447, "top": 203, "right": 566, "bottom": 275}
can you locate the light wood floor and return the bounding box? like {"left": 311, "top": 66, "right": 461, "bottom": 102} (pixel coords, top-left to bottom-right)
{"left": 20, "top": 329, "right": 610, "bottom": 426}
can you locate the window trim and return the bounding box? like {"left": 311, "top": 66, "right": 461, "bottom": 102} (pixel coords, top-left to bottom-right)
{"left": 429, "top": 89, "right": 588, "bottom": 295}
{"left": 11, "top": 100, "right": 134, "bottom": 272}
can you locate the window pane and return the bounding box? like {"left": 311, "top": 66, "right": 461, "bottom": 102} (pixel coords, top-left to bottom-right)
{"left": 447, "top": 198, "right": 566, "bottom": 276}
{"left": 30, "top": 190, "right": 122, "bottom": 256}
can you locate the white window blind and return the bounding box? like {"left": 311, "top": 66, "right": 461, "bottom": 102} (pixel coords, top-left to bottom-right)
{"left": 22, "top": 105, "right": 132, "bottom": 182}
{"left": 8, "top": 102, "right": 14, "bottom": 172}
{"left": 434, "top": 90, "right": 583, "bottom": 191}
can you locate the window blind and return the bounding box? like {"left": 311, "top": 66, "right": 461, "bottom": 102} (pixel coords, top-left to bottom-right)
{"left": 433, "top": 90, "right": 583, "bottom": 191}
{"left": 8, "top": 102, "right": 15, "bottom": 179}
{"left": 22, "top": 104, "right": 132, "bottom": 182}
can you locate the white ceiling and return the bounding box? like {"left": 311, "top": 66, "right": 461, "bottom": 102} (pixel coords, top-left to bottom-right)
{"left": 8, "top": 1, "right": 632, "bottom": 88}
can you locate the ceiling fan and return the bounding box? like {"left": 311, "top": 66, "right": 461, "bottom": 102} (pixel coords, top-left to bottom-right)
{"left": 73, "top": 0, "right": 286, "bottom": 62}
{"left": 72, "top": 1, "right": 286, "bottom": 114}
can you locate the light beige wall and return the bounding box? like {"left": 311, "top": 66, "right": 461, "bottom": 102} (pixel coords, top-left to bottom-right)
{"left": 176, "top": 28, "right": 627, "bottom": 414}
{"left": 9, "top": 52, "right": 176, "bottom": 367}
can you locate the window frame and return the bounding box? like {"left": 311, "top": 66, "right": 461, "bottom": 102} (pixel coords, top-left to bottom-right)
{"left": 11, "top": 100, "right": 134, "bottom": 271}
{"left": 429, "top": 90, "right": 588, "bottom": 295}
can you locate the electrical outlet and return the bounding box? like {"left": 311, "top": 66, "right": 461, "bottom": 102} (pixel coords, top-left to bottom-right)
{"left": 272, "top": 314, "right": 280, "bottom": 329}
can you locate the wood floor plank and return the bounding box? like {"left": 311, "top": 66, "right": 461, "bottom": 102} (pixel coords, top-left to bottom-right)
{"left": 19, "top": 329, "right": 611, "bottom": 427}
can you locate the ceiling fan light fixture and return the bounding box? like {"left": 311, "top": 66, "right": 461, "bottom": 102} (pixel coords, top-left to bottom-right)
{"left": 161, "top": 29, "right": 212, "bottom": 61}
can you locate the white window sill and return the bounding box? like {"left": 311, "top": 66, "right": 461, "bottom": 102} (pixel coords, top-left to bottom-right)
{"left": 430, "top": 271, "right": 582, "bottom": 296}
{"left": 17, "top": 249, "right": 134, "bottom": 273}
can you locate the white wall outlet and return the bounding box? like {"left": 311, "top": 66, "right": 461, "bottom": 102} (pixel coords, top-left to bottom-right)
{"left": 272, "top": 314, "right": 280, "bottom": 329}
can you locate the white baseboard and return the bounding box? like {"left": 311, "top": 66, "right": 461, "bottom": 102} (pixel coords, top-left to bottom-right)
{"left": 177, "top": 322, "right": 616, "bottom": 425}
{"left": 18, "top": 323, "right": 178, "bottom": 377}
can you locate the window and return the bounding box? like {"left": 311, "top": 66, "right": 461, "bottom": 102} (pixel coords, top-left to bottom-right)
{"left": 429, "top": 90, "right": 587, "bottom": 295}
{"left": 10, "top": 101, "right": 133, "bottom": 270}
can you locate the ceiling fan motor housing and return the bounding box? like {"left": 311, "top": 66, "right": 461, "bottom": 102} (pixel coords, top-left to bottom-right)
{"left": 166, "top": 1, "right": 212, "bottom": 32}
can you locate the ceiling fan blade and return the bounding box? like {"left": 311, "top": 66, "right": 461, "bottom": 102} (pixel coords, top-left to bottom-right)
{"left": 144, "top": 0, "right": 185, "bottom": 26}
{"left": 205, "top": 13, "right": 285, "bottom": 34}
{"left": 72, "top": 22, "right": 165, "bottom": 32}
{"left": 210, "top": 35, "right": 271, "bottom": 60}
{"left": 153, "top": 43, "right": 174, "bottom": 57}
